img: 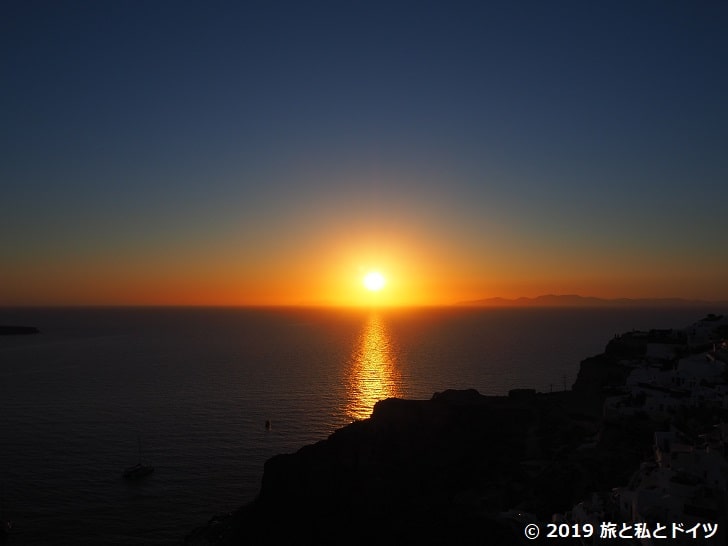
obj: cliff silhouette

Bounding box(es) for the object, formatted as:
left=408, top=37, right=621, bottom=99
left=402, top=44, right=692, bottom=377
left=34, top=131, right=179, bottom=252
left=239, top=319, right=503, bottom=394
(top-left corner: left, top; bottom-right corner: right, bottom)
left=186, top=315, right=728, bottom=545
left=186, top=379, right=644, bottom=544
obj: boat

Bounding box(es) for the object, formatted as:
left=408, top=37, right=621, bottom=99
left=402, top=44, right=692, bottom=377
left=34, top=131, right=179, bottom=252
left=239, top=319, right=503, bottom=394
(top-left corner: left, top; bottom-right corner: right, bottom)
left=123, top=435, right=154, bottom=481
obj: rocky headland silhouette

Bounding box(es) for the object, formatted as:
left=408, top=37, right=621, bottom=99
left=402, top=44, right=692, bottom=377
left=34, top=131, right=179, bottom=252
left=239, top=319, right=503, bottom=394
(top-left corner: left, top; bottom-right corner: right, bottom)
left=185, top=314, right=728, bottom=545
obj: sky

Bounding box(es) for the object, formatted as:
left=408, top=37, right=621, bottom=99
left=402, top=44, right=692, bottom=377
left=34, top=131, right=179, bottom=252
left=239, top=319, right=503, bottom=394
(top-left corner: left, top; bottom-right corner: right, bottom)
left=2, top=1, right=727, bottom=306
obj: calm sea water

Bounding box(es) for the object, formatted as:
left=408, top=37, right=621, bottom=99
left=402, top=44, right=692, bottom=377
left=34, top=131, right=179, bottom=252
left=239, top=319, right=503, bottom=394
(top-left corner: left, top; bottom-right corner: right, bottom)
left=0, top=306, right=719, bottom=545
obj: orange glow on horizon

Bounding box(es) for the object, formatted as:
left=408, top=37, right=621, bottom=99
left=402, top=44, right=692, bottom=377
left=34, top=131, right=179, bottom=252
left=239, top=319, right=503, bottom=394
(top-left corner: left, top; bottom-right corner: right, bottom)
left=3, top=224, right=728, bottom=307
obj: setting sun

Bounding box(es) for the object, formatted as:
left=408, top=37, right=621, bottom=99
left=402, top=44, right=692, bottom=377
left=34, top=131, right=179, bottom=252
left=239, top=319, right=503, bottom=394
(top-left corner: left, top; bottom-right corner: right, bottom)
left=363, top=271, right=386, bottom=292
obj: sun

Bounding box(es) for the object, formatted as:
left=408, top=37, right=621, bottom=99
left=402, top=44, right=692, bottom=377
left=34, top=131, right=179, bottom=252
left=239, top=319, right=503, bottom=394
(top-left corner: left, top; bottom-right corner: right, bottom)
left=363, top=271, right=386, bottom=292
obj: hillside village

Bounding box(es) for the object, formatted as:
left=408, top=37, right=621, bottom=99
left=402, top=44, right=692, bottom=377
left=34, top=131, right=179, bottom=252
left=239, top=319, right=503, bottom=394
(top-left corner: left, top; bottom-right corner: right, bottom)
left=561, top=314, right=728, bottom=545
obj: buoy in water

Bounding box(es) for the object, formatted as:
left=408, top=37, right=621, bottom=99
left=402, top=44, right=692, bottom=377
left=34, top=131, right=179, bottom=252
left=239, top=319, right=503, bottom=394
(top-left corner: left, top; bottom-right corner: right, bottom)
left=265, top=419, right=271, bottom=430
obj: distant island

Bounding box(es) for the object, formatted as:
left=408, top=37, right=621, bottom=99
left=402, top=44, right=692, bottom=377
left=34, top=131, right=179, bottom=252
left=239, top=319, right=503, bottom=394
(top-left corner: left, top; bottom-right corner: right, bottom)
left=458, top=294, right=727, bottom=308
left=0, top=325, right=39, bottom=335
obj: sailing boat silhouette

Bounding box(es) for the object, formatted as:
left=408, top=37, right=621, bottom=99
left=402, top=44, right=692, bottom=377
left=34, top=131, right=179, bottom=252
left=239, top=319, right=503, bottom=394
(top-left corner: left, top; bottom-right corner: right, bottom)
left=123, top=435, right=154, bottom=481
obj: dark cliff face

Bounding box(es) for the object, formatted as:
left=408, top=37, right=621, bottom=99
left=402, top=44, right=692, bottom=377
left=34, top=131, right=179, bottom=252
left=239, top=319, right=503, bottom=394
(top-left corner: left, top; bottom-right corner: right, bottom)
left=260, top=393, right=532, bottom=511
left=226, top=393, right=532, bottom=545
left=191, top=389, right=625, bottom=546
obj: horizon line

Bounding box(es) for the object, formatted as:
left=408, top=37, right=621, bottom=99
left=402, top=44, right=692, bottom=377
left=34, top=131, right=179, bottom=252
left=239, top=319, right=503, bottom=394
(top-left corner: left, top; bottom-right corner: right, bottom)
left=2, top=294, right=728, bottom=310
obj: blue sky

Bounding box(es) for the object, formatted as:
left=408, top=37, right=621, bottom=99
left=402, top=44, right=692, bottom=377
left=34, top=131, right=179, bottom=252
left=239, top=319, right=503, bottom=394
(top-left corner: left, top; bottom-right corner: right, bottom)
left=2, top=1, right=727, bottom=305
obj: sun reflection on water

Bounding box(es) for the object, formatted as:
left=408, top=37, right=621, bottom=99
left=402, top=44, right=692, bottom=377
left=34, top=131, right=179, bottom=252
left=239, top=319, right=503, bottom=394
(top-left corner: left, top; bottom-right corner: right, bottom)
left=346, top=313, right=401, bottom=421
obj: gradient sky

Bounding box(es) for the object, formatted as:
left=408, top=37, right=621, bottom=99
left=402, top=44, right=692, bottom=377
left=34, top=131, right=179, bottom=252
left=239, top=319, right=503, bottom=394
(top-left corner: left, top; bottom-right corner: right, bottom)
left=2, top=1, right=727, bottom=306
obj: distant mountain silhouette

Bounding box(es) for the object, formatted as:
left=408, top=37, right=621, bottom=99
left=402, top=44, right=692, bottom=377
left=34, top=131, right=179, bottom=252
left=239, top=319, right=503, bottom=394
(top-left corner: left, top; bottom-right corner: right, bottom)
left=458, top=294, right=726, bottom=308
left=0, top=325, right=39, bottom=335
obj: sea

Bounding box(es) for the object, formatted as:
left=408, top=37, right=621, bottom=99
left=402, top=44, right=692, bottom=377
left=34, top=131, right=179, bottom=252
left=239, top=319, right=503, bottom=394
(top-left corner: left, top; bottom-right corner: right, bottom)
left=0, top=306, right=721, bottom=545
